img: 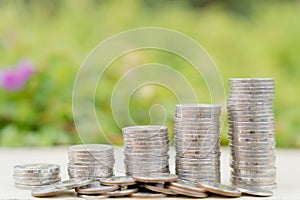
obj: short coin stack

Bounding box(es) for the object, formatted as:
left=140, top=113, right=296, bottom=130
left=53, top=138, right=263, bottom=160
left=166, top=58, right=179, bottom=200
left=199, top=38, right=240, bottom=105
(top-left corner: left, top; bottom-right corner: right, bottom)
left=174, top=104, right=221, bottom=183
left=122, top=125, right=170, bottom=176
left=68, top=144, right=114, bottom=179
left=13, top=163, right=60, bottom=190
left=228, top=78, right=276, bottom=190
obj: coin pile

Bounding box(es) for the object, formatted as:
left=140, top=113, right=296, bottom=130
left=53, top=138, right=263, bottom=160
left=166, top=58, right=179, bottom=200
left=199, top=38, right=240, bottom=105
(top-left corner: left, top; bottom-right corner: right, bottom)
left=174, top=104, right=221, bottom=183
left=228, top=78, right=276, bottom=190
left=13, top=163, right=60, bottom=190
left=122, top=125, right=170, bottom=176
left=68, top=144, right=114, bottom=179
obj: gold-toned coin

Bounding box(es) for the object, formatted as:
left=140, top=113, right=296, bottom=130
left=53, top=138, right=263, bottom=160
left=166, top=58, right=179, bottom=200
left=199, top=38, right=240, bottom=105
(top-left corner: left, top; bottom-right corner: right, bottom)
left=170, top=179, right=206, bottom=193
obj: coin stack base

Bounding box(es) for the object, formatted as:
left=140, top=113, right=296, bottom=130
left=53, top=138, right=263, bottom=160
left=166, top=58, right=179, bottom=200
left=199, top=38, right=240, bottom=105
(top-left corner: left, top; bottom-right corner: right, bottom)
left=228, top=78, right=276, bottom=190
left=174, top=104, right=221, bottom=183
left=13, top=163, right=60, bottom=190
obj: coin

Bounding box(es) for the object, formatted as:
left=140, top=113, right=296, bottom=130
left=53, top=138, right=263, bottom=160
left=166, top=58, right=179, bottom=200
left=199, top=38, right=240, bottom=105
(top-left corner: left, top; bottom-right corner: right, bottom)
left=55, top=178, right=93, bottom=189
left=143, top=183, right=176, bottom=195
left=76, top=182, right=118, bottom=194
left=169, top=179, right=206, bottom=193
left=196, top=182, right=241, bottom=197
left=130, top=192, right=167, bottom=198
left=132, top=174, right=178, bottom=183
left=105, top=188, right=138, bottom=197
left=100, top=176, right=136, bottom=186
left=14, top=163, right=60, bottom=174
left=77, top=194, right=109, bottom=199
left=228, top=78, right=276, bottom=190
left=31, top=185, right=68, bottom=197
left=168, top=185, right=208, bottom=198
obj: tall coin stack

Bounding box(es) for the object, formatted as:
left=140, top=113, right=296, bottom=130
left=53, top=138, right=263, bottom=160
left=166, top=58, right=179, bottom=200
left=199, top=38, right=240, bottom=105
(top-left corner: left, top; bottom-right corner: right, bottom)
left=68, top=144, right=114, bottom=179
left=174, top=104, right=221, bottom=183
left=228, top=78, right=276, bottom=190
left=122, top=125, right=170, bottom=176
left=13, top=163, right=60, bottom=190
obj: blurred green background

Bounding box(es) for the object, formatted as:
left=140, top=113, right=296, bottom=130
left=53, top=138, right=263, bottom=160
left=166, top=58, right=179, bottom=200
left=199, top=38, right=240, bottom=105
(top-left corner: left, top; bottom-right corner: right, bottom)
left=0, top=0, right=299, bottom=147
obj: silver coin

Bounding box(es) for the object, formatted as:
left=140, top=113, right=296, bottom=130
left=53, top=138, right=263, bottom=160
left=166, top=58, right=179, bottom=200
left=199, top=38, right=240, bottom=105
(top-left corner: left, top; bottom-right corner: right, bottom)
left=143, top=183, right=176, bottom=195
left=130, top=192, right=167, bottom=198
left=168, top=185, right=208, bottom=198
left=132, top=173, right=178, bottom=183
left=196, top=182, right=241, bottom=197
left=31, top=185, right=68, bottom=197
left=14, top=163, right=60, bottom=174
left=100, top=176, right=136, bottom=185
left=76, top=182, right=118, bottom=194
left=105, top=188, right=138, bottom=197
left=237, top=185, right=273, bottom=197
left=68, top=144, right=113, bottom=152
left=55, top=178, right=93, bottom=189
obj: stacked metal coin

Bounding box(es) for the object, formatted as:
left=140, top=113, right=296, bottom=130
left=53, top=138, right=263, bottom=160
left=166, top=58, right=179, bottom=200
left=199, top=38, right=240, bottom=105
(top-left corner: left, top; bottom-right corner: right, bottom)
left=174, top=104, right=221, bottom=183
left=13, top=163, right=60, bottom=189
left=122, top=125, right=170, bottom=176
left=228, top=78, right=276, bottom=190
left=68, top=144, right=114, bottom=179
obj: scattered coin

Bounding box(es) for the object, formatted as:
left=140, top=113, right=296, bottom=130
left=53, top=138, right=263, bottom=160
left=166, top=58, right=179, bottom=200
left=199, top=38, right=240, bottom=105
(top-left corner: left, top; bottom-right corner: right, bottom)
left=170, top=179, right=206, bottom=193
left=105, top=188, right=138, bottom=197
left=55, top=178, right=93, bottom=189
left=31, top=185, right=68, bottom=197
left=237, top=185, right=273, bottom=197
left=144, top=183, right=176, bottom=195
left=168, top=185, right=208, bottom=198
left=130, top=192, right=167, bottom=198
left=77, top=194, right=109, bottom=199
left=196, top=182, right=242, bottom=197
left=132, top=173, right=178, bottom=183
left=76, top=182, right=119, bottom=195
left=100, top=176, right=136, bottom=186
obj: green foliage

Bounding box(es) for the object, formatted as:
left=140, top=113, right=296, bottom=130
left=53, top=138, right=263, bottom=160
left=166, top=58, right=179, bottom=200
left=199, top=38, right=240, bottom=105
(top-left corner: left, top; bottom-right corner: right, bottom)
left=0, top=0, right=299, bottom=147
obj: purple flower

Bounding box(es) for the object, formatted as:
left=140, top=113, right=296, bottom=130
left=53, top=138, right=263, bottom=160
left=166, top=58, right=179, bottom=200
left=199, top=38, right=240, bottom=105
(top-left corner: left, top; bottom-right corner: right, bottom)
left=0, top=60, right=35, bottom=92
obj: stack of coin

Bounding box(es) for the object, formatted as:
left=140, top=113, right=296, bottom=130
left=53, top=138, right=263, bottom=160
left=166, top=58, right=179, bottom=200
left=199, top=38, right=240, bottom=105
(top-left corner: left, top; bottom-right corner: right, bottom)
left=68, top=144, right=114, bottom=179
left=13, top=163, right=60, bottom=190
left=122, top=125, right=170, bottom=176
left=228, top=78, right=276, bottom=190
left=174, top=104, right=221, bottom=183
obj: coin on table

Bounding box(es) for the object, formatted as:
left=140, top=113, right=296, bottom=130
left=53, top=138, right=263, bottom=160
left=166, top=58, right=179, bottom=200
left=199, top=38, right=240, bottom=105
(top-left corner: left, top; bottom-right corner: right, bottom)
left=100, top=176, right=136, bottom=186
left=31, top=185, right=68, bottom=197
left=130, top=192, right=167, bottom=198
left=105, top=188, right=138, bottom=197
left=169, top=179, right=206, bottom=193
left=196, top=182, right=242, bottom=197
left=55, top=178, right=93, bottom=189
left=76, top=182, right=118, bottom=194
left=168, top=185, right=208, bottom=198
left=144, top=183, right=176, bottom=195
left=132, top=173, right=178, bottom=183
left=77, top=194, right=109, bottom=199
left=237, top=185, right=273, bottom=197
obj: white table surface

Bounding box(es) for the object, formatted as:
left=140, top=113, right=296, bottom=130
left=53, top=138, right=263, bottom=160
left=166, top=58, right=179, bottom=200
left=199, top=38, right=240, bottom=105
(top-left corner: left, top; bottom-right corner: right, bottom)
left=0, top=146, right=299, bottom=199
